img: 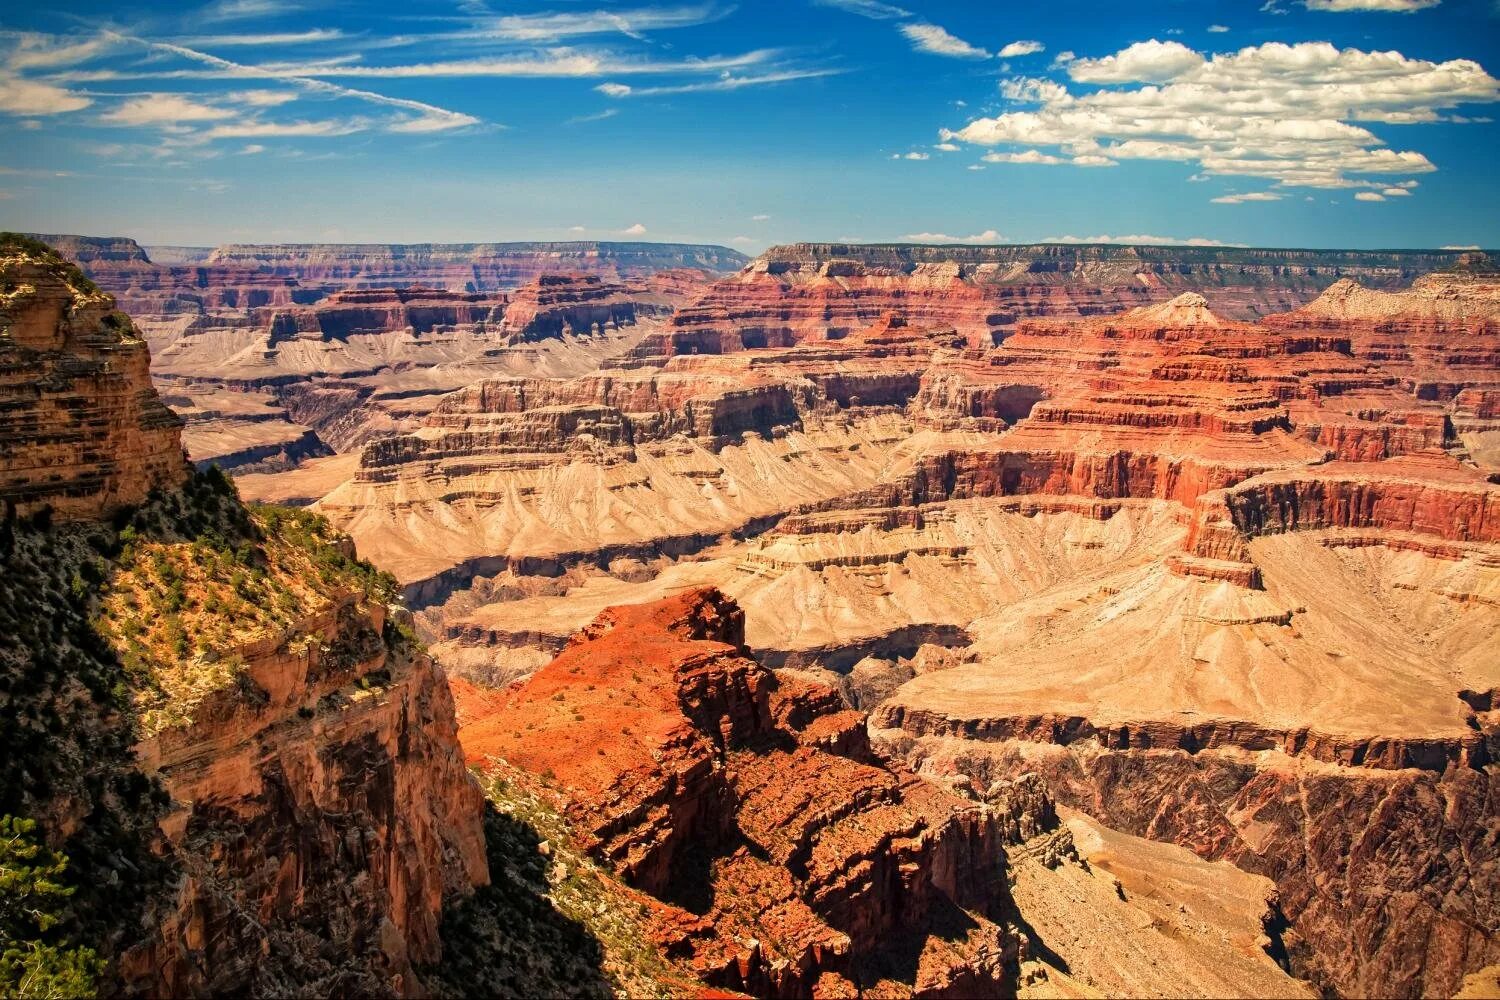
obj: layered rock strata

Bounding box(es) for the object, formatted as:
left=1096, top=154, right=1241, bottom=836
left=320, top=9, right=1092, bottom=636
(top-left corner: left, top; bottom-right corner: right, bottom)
left=0, top=236, right=186, bottom=520
left=0, top=236, right=488, bottom=997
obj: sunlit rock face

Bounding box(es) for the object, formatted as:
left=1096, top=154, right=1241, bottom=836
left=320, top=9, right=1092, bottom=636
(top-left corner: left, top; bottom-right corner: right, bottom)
left=313, top=251, right=1498, bottom=998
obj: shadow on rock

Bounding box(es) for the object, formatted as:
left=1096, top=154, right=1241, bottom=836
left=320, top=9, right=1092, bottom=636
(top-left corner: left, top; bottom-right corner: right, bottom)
left=429, top=802, right=613, bottom=999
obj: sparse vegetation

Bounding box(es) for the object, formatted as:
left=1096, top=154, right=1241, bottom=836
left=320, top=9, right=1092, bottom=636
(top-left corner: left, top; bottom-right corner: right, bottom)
left=0, top=466, right=417, bottom=990
left=88, top=471, right=408, bottom=735
left=429, top=765, right=698, bottom=1000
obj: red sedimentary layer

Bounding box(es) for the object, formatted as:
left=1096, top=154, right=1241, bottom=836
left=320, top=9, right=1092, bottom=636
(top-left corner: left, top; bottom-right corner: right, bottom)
left=458, top=587, right=1018, bottom=997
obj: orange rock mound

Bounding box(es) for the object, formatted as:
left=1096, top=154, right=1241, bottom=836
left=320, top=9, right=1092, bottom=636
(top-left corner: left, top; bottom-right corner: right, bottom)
left=460, top=587, right=1018, bottom=997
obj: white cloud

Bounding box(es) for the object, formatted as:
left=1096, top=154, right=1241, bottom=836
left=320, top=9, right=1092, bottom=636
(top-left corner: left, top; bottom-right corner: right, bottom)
left=5, top=33, right=112, bottom=70
left=568, top=225, right=587, bottom=232
left=983, top=149, right=1063, bottom=164
left=226, top=89, right=298, bottom=106
left=238, top=143, right=265, bottom=154
left=1211, top=191, right=1286, bottom=203
left=1069, top=39, right=1205, bottom=83
left=751, top=214, right=770, bottom=221
left=730, top=235, right=756, bottom=244
left=1071, top=153, right=1117, bottom=166
left=0, top=73, right=90, bottom=114
left=1043, top=233, right=1247, bottom=246
left=83, top=34, right=483, bottom=138
left=903, top=229, right=1003, bottom=243
left=179, top=29, right=345, bottom=47
left=1304, top=0, right=1439, bottom=10
left=485, top=5, right=732, bottom=42
left=812, top=0, right=912, bottom=17
left=999, top=40, right=1045, bottom=58
left=933, top=141, right=959, bottom=151
left=943, top=40, right=1499, bottom=189
left=594, top=68, right=839, bottom=98
left=204, top=118, right=366, bottom=138
left=77, top=46, right=784, bottom=83
left=622, top=222, right=648, bottom=235
left=1381, top=186, right=1412, bottom=195
left=101, top=93, right=237, bottom=125
left=894, top=151, right=930, bottom=160
left=1208, top=24, right=1231, bottom=32
left=900, top=23, right=990, bottom=59
left=1441, top=244, right=1480, bottom=249
left=1354, top=190, right=1386, bottom=200
left=202, top=0, right=301, bottom=22
left=565, top=108, right=618, bottom=124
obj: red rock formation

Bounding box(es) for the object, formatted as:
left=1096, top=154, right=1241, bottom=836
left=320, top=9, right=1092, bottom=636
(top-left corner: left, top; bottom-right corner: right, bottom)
left=123, top=594, right=488, bottom=997
left=458, top=588, right=1018, bottom=997
left=619, top=243, right=1476, bottom=364
left=202, top=241, right=748, bottom=290
left=498, top=272, right=673, bottom=344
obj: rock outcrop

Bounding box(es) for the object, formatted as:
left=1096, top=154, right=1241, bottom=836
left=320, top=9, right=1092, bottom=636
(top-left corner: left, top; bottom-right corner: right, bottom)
left=311, top=264, right=1500, bottom=999
left=0, top=236, right=487, bottom=998
left=37, top=236, right=733, bottom=472
left=620, top=243, right=1476, bottom=362
left=0, top=235, right=187, bottom=521
left=457, top=587, right=1019, bottom=996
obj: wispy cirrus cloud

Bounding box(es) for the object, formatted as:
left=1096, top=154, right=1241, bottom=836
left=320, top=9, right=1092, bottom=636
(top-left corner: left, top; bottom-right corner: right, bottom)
left=1211, top=191, right=1285, bottom=204
left=1303, top=0, right=1439, bottom=11
left=596, top=67, right=841, bottom=97
left=101, top=93, right=238, bottom=125
left=900, top=23, right=990, bottom=59
left=1043, top=232, right=1248, bottom=246
left=479, top=4, right=733, bottom=42
left=811, top=0, right=912, bottom=19
left=176, top=29, right=347, bottom=47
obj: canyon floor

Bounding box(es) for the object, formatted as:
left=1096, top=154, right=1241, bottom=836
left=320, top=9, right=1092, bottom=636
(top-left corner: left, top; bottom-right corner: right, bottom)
left=42, top=236, right=1500, bottom=998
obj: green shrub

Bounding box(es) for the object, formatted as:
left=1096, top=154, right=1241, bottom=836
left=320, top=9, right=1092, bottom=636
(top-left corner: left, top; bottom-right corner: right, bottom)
left=0, top=816, right=101, bottom=999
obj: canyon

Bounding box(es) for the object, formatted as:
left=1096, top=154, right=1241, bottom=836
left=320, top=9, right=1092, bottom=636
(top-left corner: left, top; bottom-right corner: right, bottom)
left=7, top=231, right=1496, bottom=998
left=293, top=243, right=1496, bottom=997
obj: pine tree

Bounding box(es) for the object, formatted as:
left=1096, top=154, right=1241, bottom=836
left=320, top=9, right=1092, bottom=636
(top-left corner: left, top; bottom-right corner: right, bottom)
left=0, top=817, right=101, bottom=999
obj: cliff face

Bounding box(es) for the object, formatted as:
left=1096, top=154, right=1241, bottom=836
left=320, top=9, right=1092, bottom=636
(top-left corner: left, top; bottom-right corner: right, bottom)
left=0, top=236, right=487, bottom=998
left=0, top=236, right=186, bottom=521
left=34, top=237, right=730, bottom=473
left=310, top=263, right=1500, bottom=999
left=201, top=240, right=749, bottom=288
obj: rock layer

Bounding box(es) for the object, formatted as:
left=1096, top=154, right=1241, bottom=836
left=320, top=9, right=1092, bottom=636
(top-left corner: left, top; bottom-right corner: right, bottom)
left=0, top=237, right=186, bottom=520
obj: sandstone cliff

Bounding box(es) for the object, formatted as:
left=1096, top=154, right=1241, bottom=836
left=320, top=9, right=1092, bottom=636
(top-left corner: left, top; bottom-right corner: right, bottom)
left=0, top=235, right=186, bottom=521
left=0, top=236, right=488, bottom=997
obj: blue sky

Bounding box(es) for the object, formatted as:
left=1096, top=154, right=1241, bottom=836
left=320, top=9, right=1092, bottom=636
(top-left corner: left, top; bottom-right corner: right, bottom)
left=1, top=0, right=1497, bottom=250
